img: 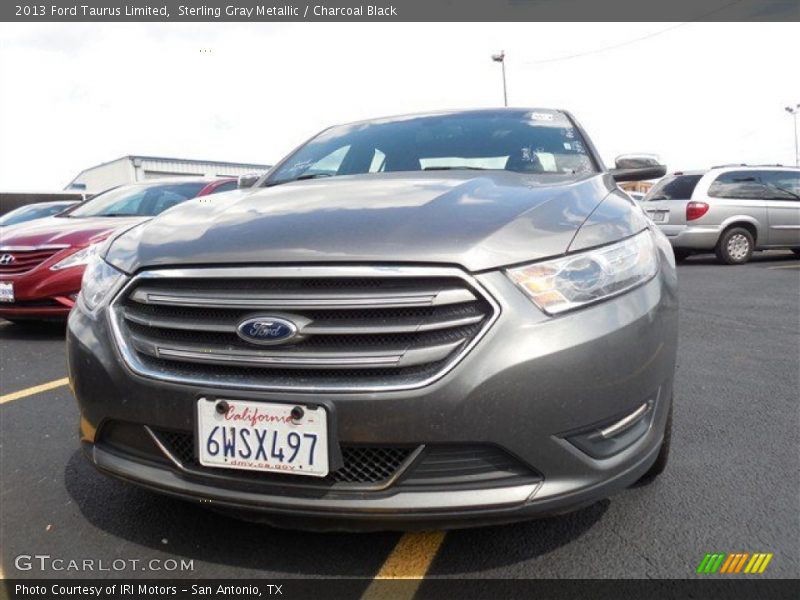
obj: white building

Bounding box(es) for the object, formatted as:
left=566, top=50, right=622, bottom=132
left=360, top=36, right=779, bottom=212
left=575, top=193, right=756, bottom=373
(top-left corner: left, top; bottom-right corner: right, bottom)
left=67, top=155, right=271, bottom=193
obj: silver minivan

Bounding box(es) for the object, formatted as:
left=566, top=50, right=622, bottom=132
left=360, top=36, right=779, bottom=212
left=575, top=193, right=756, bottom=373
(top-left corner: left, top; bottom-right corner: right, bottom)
left=644, top=166, right=800, bottom=264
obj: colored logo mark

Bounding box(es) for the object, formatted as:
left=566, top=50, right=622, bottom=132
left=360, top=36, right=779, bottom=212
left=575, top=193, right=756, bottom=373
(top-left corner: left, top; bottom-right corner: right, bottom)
left=696, top=552, right=773, bottom=574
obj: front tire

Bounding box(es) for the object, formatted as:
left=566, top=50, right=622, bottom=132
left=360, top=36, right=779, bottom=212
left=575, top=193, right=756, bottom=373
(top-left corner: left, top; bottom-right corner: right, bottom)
left=715, top=227, right=754, bottom=265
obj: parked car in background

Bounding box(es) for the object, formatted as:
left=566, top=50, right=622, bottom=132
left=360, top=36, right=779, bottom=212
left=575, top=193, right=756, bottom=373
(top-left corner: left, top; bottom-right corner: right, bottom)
left=0, top=200, right=79, bottom=228
left=0, top=178, right=236, bottom=322
left=68, top=108, right=678, bottom=530
left=643, top=166, right=800, bottom=264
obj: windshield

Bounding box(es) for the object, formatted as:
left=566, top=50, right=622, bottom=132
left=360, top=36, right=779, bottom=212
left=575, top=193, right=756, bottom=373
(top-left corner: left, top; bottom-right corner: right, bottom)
left=267, top=111, right=597, bottom=186
left=644, top=174, right=703, bottom=201
left=66, top=182, right=207, bottom=218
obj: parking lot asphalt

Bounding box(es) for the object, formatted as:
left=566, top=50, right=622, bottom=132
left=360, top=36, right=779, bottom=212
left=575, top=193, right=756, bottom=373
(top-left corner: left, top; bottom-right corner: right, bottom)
left=1, top=251, right=798, bottom=583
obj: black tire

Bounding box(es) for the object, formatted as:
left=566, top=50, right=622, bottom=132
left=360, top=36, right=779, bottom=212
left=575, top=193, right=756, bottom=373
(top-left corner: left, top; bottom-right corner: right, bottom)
left=715, top=227, right=754, bottom=265
left=673, top=248, right=691, bottom=262
left=638, top=401, right=672, bottom=483
left=792, top=248, right=800, bottom=258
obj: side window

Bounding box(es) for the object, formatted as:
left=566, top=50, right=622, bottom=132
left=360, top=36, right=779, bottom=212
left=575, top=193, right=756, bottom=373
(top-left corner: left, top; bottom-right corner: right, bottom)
left=707, top=172, right=769, bottom=200
left=761, top=171, right=800, bottom=201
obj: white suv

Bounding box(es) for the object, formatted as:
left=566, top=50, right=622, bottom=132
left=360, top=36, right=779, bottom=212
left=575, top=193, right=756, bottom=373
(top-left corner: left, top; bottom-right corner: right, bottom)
left=643, top=165, right=800, bottom=264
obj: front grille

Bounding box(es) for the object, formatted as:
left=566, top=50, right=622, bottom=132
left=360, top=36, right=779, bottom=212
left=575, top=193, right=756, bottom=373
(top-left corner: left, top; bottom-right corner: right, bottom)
left=111, top=267, right=498, bottom=391
left=155, top=429, right=415, bottom=488
left=0, top=247, right=65, bottom=275
left=0, top=298, right=63, bottom=308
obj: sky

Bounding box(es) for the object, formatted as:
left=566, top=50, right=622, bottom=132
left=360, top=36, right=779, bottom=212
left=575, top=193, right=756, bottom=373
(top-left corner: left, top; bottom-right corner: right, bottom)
left=0, top=22, right=798, bottom=191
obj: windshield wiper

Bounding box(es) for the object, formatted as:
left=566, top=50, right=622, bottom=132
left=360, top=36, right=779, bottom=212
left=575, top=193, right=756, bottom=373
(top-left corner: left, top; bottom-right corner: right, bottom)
left=265, top=173, right=333, bottom=187
left=99, top=213, right=141, bottom=217
left=423, top=166, right=490, bottom=171
left=295, top=172, right=333, bottom=180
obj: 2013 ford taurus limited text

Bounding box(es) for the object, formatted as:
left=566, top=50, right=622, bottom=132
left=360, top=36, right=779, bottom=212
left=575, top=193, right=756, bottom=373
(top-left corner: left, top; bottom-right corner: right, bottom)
left=67, top=109, right=678, bottom=530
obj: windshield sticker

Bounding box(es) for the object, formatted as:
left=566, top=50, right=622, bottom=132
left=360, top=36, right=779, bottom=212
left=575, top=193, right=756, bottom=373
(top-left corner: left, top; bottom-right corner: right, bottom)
left=529, top=112, right=554, bottom=122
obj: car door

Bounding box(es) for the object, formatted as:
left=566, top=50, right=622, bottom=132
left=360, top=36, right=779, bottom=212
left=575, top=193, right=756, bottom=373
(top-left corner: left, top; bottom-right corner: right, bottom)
left=761, top=170, right=800, bottom=247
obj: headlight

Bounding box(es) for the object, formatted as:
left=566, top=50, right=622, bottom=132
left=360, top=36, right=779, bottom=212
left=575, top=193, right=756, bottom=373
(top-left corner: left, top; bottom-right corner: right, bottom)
left=506, top=230, right=658, bottom=315
left=79, top=254, right=125, bottom=313
left=50, top=243, right=101, bottom=271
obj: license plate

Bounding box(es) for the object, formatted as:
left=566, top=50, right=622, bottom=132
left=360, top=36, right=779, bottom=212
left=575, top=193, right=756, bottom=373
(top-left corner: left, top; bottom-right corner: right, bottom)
left=197, top=398, right=329, bottom=477
left=648, top=211, right=667, bottom=223
left=0, top=282, right=13, bottom=303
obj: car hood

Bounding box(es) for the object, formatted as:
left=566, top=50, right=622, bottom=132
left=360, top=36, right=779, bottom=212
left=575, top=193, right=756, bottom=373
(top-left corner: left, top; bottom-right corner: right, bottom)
left=0, top=215, right=148, bottom=249
left=106, top=171, right=615, bottom=273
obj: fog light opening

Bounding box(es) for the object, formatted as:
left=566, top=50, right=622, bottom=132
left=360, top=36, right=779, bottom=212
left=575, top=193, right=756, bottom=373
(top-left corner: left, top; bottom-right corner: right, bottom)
left=567, top=401, right=655, bottom=459
left=599, top=402, right=651, bottom=439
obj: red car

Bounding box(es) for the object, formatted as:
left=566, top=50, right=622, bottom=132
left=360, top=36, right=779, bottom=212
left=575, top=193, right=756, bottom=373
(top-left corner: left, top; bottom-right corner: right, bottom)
left=0, top=178, right=237, bottom=322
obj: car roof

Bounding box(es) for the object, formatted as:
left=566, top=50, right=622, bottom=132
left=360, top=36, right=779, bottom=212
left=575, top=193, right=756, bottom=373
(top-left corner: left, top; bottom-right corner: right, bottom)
left=668, top=165, right=799, bottom=178
left=667, top=170, right=706, bottom=177
left=334, top=107, right=569, bottom=128
left=710, top=165, right=799, bottom=173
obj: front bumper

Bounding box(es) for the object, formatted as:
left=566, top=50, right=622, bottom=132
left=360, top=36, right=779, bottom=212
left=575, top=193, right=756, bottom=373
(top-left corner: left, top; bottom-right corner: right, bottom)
left=0, top=265, right=83, bottom=319
left=67, top=258, right=678, bottom=530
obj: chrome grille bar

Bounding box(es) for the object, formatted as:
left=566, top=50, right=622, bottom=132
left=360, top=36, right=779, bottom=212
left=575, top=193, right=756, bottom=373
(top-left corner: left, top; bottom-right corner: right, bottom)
left=131, top=338, right=465, bottom=369
left=129, top=286, right=476, bottom=310
left=121, top=307, right=485, bottom=335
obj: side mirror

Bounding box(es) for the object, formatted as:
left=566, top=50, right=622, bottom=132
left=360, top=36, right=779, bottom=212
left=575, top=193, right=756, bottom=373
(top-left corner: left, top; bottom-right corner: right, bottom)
left=237, top=173, right=261, bottom=189
left=610, top=154, right=667, bottom=182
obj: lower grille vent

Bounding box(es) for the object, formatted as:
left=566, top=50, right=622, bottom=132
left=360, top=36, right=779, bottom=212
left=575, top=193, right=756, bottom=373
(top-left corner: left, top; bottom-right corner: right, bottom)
left=156, top=429, right=415, bottom=487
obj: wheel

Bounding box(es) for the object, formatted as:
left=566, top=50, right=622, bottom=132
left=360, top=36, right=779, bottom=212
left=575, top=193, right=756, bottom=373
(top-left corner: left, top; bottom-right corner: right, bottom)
left=715, top=227, right=754, bottom=265
left=673, top=248, right=691, bottom=262
left=792, top=248, right=800, bottom=258
left=638, top=402, right=672, bottom=483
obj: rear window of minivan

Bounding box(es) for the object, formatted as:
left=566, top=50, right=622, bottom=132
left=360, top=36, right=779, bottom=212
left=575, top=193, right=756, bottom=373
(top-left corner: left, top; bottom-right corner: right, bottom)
left=644, top=174, right=703, bottom=201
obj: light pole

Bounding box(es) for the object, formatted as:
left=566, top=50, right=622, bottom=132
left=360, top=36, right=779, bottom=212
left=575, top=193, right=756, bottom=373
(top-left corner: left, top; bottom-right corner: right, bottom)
left=786, top=104, right=800, bottom=167
left=491, top=51, right=508, bottom=107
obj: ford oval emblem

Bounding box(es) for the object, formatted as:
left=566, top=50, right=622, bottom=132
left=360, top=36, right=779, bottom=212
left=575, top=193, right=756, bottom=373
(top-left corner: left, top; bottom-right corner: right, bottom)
left=236, top=316, right=298, bottom=346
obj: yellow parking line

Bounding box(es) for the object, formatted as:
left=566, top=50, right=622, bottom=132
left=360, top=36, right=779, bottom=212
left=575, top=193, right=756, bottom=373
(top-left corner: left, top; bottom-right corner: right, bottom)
left=361, top=532, right=446, bottom=600
left=0, top=377, right=69, bottom=405
left=767, top=264, right=800, bottom=270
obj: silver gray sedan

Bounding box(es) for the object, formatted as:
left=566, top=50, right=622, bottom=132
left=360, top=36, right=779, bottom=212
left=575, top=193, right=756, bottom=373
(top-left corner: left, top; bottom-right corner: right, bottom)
left=67, top=108, right=678, bottom=530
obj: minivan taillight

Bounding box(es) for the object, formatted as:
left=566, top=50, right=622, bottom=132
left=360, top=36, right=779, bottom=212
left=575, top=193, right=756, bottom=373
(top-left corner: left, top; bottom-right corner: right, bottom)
left=686, top=202, right=709, bottom=221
